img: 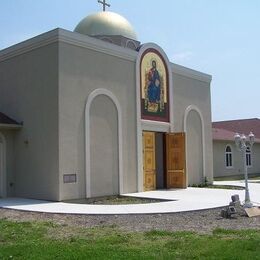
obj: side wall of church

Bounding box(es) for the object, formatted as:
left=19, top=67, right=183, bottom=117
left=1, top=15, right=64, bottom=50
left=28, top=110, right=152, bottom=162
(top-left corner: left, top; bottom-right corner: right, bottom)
left=58, top=41, right=137, bottom=200
left=172, top=71, right=213, bottom=183
left=0, top=43, right=60, bottom=200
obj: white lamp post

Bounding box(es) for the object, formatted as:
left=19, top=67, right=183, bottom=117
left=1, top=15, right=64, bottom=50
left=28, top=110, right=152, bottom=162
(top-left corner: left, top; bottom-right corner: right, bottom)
left=234, top=132, right=255, bottom=208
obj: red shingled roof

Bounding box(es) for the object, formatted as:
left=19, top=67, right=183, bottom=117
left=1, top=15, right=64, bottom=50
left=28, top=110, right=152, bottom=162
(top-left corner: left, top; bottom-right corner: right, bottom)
left=212, top=128, right=237, bottom=141
left=213, top=118, right=260, bottom=139
left=0, top=112, right=19, bottom=125
left=212, top=118, right=260, bottom=143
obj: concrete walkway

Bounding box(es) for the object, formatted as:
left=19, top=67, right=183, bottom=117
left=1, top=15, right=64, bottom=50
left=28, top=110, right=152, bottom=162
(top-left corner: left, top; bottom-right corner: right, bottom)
left=0, top=181, right=259, bottom=215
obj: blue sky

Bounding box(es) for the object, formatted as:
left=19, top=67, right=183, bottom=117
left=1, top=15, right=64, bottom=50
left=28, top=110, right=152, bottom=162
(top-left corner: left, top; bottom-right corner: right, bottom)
left=1, top=0, right=259, bottom=121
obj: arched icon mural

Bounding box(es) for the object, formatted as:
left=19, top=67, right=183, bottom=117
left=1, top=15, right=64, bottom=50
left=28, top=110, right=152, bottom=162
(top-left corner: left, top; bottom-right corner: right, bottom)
left=140, top=49, right=169, bottom=122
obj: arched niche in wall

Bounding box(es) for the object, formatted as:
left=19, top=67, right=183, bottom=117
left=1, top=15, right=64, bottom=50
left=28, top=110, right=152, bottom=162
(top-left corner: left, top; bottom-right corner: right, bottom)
left=85, top=89, right=123, bottom=198
left=184, top=105, right=205, bottom=185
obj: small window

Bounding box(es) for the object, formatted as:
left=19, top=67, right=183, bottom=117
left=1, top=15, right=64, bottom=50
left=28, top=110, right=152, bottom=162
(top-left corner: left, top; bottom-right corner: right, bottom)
left=246, top=146, right=252, bottom=167
left=225, top=146, right=232, bottom=168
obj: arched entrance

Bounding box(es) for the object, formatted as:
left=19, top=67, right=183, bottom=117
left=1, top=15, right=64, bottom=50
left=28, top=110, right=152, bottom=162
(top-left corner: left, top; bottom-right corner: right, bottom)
left=184, top=106, right=205, bottom=186
left=85, top=89, right=123, bottom=198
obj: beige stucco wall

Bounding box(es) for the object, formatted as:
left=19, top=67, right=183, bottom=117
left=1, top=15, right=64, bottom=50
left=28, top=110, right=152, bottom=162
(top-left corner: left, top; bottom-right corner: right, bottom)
left=90, top=95, right=119, bottom=197
left=0, top=28, right=214, bottom=201
left=0, top=43, right=59, bottom=200
left=58, top=41, right=137, bottom=200
left=251, top=144, right=260, bottom=174
left=172, top=72, right=213, bottom=183
left=185, top=110, right=203, bottom=185
left=213, top=140, right=260, bottom=177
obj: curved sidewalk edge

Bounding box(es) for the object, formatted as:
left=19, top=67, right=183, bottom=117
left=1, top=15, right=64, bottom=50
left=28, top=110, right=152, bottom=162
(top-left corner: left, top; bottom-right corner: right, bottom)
left=0, top=183, right=259, bottom=215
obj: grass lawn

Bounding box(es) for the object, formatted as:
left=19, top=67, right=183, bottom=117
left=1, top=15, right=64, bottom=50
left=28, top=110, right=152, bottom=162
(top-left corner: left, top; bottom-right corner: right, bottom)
left=0, top=219, right=260, bottom=259
left=190, top=184, right=244, bottom=190
left=206, top=184, right=244, bottom=190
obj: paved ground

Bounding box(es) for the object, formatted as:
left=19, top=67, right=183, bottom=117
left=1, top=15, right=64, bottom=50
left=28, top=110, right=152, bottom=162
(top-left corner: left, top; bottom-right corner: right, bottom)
left=0, top=181, right=259, bottom=215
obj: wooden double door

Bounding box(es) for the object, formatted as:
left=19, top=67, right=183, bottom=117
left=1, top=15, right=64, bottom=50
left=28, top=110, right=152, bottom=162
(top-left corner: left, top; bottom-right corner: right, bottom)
left=143, top=131, right=186, bottom=191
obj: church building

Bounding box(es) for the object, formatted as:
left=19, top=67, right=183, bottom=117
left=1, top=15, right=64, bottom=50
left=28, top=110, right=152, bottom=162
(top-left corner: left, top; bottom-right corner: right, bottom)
left=0, top=5, right=213, bottom=201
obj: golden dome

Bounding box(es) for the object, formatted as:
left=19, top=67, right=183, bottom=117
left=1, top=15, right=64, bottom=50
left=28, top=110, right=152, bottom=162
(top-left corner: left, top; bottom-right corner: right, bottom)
left=74, top=11, right=137, bottom=40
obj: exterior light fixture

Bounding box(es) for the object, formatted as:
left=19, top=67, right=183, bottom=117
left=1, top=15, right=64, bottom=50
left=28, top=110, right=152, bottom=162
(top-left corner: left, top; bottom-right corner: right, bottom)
left=234, top=132, right=255, bottom=208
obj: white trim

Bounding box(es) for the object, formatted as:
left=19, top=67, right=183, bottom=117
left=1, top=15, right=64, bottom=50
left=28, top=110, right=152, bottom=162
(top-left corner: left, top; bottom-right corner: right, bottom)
left=225, top=166, right=234, bottom=169
left=0, top=28, right=212, bottom=85
left=141, top=120, right=170, bottom=133
left=0, top=28, right=137, bottom=63
left=0, top=132, right=7, bottom=197
left=126, top=39, right=138, bottom=49
left=136, top=43, right=174, bottom=192
left=184, top=105, right=206, bottom=185
left=85, top=88, right=123, bottom=198
left=225, top=144, right=233, bottom=169
left=0, top=123, right=22, bottom=129
left=246, top=146, right=252, bottom=168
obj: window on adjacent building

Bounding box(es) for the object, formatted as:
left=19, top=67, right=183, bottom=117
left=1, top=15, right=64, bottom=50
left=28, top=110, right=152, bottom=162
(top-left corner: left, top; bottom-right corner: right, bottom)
left=225, top=145, right=232, bottom=168
left=246, top=146, right=252, bottom=167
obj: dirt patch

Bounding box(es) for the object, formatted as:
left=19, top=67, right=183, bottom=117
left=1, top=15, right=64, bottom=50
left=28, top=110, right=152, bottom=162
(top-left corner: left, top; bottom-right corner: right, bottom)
left=0, top=207, right=259, bottom=234
left=63, top=196, right=170, bottom=205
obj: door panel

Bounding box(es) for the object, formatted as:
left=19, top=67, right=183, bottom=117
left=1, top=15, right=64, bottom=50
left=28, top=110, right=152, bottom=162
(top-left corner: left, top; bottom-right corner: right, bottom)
left=143, top=132, right=156, bottom=191
left=166, top=133, right=186, bottom=188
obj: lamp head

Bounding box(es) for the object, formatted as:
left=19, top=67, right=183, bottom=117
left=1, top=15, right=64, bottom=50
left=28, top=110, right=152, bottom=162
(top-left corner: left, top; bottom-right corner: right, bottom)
left=241, top=134, right=246, bottom=142
left=234, top=133, right=241, bottom=148
left=248, top=132, right=255, bottom=146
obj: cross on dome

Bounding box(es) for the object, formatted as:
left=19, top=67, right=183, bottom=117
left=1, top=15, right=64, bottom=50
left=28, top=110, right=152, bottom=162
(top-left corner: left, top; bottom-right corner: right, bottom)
left=98, top=0, right=110, bottom=11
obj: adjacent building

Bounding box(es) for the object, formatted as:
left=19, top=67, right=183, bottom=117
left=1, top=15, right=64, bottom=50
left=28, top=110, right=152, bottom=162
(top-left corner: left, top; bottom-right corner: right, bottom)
left=213, top=118, right=260, bottom=178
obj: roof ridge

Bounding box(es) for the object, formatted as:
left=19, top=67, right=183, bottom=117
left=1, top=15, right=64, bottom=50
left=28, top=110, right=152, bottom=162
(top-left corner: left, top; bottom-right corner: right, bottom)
left=213, top=118, right=259, bottom=123
left=212, top=127, right=237, bottom=133
left=0, top=112, right=20, bottom=125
